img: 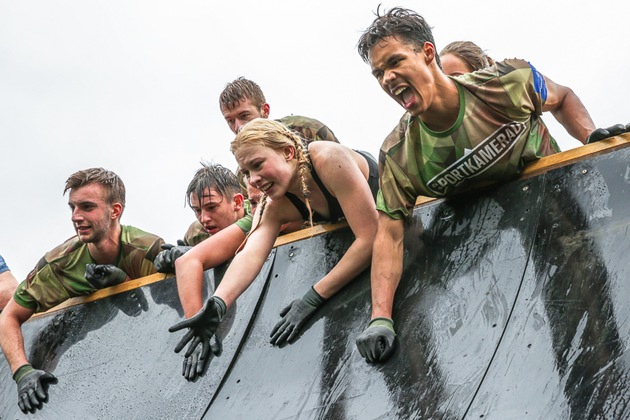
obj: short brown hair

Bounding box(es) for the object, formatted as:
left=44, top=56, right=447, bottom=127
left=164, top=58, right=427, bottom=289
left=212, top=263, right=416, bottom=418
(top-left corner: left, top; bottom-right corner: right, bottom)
left=64, top=167, right=126, bottom=210
left=219, top=77, right=266, bottom=111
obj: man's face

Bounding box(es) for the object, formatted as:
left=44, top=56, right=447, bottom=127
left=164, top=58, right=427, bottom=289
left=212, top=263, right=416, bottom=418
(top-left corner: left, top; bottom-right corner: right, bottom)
left=69, top=183, right=119, bottom=243
left=369, top=36, right=437, bottom=116
left=189, top=187, right=243, bottom=235
left=246, top=182, right=264, bottom=213
left=221, top=98, right=270, bottom=134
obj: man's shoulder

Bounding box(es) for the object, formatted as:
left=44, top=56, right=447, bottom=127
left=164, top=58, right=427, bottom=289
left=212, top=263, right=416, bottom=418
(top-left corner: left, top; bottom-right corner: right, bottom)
left=454, top=58, right=532, bottom=89
left=277, top=115, right=323, bottom=127
left=120, top=225, right=163, bottom=249
left=43, top=235, right=86, bottom=265
left=495, top=58, right=531, bottom=73
left=276, top=115, right=339, bottom=143
left=184, top=220, right=210, bottom=246
left=23, top=236, right=89, bottom=293
left=381, top=113, right=417, bottom=156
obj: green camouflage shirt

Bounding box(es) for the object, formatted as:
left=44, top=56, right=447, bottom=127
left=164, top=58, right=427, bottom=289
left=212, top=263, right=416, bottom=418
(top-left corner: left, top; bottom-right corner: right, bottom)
left=183, top=200, right=253, bottom=246
left=276, top=115, right=340, bottom=144
left=14, top=225, right=164, bottom=312
left=378, top=59, right=560, bottom=220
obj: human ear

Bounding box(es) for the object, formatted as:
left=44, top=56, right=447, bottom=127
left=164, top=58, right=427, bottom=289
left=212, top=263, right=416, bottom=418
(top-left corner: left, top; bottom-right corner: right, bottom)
left=233, top=193, right=245, bottom=210
left=282, top=145, right=295, bottom=160
left=423, top=41, right=436, bottom=64
left=110, top=203, right=123, bottom=219
left=261, top=103, right=270, bottom=118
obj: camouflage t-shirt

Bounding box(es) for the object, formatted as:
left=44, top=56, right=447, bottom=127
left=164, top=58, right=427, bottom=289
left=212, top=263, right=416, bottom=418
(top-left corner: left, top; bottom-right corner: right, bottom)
left=276, top=115, right=340, bottom=145
left=14, top=225, right=164, bottom=312
left=378, top=59, right=561, bottom=220
left=183, top=200, right=253, bottom=246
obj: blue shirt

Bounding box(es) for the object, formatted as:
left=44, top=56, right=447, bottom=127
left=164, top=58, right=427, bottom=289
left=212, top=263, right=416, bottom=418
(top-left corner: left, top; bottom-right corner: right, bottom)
left=0, top=254, right=9, bottom=274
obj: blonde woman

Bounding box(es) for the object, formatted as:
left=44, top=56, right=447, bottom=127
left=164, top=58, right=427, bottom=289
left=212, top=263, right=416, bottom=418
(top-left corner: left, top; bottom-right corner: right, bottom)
left=170, top=118, right=378, bottom=373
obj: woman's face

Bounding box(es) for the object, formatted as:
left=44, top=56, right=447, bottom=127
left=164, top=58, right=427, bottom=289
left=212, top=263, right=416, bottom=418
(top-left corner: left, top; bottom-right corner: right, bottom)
left=236, top=144, right=296, bottom=200
left=440, top=53, right=472, bottom=76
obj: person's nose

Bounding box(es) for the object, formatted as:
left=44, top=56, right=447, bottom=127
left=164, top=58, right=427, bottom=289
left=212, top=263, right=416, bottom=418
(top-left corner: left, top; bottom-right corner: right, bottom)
left=234, top=119, right=246, bottom=134
left=71, top=208, right=83, bottom=223
left=382, top=69, right=396, bottom=90
left=200, top=209, right=212, bottom=224
left=248, top=171, right=262, bottom=187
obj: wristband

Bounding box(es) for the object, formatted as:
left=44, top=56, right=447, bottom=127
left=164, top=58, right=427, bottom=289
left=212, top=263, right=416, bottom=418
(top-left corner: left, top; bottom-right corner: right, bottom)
left=13, top=364, right=34, bottom=383
left=368, top=317, right=395, bottom=332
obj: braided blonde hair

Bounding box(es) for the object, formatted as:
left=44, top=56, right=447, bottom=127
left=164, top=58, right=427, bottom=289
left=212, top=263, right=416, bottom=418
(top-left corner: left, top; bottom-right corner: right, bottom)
left=231, top=118, right=314, bottom=251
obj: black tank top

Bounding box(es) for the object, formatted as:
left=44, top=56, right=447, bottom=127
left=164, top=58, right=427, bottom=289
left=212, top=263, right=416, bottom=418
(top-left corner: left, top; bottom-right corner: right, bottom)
left=284, top=163, right=344, bottom=223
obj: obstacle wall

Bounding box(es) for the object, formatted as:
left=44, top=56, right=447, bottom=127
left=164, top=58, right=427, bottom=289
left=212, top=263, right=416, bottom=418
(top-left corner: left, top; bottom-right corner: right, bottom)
left=1, top=137, right=630, bottom=419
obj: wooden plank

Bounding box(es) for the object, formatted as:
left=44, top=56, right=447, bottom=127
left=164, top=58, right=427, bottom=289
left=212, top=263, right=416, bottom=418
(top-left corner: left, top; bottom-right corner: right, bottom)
left=273, top=221, right=349, bottom=247
left=32, top=273, right=169, bottom=318
left=520, top=133, right=630, bottom=178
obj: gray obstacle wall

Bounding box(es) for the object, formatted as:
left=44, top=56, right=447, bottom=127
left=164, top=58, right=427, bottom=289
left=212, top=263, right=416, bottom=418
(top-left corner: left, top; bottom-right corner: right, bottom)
left=1, top=145, right=630, bottom=419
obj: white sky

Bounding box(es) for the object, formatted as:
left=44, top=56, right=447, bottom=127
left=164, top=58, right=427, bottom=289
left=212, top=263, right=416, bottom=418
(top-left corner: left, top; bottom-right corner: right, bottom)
left=1, top=0, right=629, bottom=277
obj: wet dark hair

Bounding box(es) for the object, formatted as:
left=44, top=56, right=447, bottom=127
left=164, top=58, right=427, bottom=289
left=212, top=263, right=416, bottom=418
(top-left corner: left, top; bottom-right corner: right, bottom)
left=186, top=161, right=241, bottom=208
left=357, top=6, right=440, bottom=67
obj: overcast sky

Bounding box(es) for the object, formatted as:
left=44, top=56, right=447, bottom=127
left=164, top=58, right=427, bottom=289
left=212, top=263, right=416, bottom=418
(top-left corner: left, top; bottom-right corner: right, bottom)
left=1, top=0, right=628, bottom=277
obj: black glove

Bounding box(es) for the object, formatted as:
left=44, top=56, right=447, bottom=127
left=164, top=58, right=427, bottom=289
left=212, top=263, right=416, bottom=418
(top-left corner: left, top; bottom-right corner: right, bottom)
left=182, top=335, right=222, bottom=381
left=356, top=317, right=396, bottom=363
left=85, top=264, right=127, bottom=289
left=153, top=241, right=192, bottom=273
left=270, top=287, right=324, bottom=346
left=169, top=296, right=227, bottom=379
left=586, top=123, right=629, bottom=144
left=13, top=364, right=58, bottom=414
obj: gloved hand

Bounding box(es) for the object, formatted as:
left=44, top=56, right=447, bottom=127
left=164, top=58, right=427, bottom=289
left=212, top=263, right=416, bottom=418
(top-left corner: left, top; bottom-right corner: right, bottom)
left=269, top=286, right=324, bottom=346
left=182, top=335, right=222, bottom=381
left=356, top=317, right=396, bottom=363
left=13, top=364, right=58, bottom=414
left=85, top=264, right=127, bottom=289
left=153, top=240, right=192, bottom=273
left=586, top=123, right=630, bottom=144
left=169, top=295, right=227, bottom=379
